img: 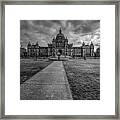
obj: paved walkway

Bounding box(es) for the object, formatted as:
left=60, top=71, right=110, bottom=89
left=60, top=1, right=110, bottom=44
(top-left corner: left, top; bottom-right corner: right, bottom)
left=20, top=61, right=73, bottom=100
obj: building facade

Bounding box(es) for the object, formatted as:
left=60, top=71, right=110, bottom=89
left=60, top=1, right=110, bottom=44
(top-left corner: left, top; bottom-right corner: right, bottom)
left=21, top=28, right=98, bottom=58
left=48, top=28, right=73, bottom=57
left=95, top=47, right=100, bottom=57
left=20, top=46, right=27, bottom=58
left=27, top=42, right=48, bottom=57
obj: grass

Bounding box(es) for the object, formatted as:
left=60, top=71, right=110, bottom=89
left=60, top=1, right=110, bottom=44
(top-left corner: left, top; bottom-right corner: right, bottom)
left=20, top=59, right=53, bottom=84
left=63, top=59, right=100, bottom=100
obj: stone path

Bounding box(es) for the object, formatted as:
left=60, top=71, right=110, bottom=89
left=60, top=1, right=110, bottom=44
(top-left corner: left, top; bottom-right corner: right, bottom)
left=20, top=61, right=73, bottom=100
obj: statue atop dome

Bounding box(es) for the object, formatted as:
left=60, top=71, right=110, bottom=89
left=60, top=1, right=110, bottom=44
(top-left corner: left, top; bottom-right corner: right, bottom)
left=59, top=27, right=62, bottom=34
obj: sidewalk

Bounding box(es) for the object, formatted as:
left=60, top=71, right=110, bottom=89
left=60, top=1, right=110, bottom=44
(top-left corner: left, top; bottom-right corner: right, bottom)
left=20, top=61, right=73, bottom=100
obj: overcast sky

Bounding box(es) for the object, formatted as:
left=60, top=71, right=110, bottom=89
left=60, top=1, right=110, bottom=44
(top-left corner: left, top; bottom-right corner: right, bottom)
left=20, top=20, right=100, bottom=49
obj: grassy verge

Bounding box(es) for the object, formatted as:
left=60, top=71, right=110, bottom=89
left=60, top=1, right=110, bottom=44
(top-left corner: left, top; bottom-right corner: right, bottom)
left=63, top=59, right=100, bottom=100
left=20, top=59, right=53, bottom=84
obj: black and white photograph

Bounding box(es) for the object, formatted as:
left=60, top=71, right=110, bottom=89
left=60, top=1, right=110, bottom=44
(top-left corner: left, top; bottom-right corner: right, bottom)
left=20, top=20, right=100, bottom=100
left=3, top=2, right=117, bottom=117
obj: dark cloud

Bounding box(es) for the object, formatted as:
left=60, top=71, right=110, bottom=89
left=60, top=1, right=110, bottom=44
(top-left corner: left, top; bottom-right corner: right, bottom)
left=72, top=20, right=100, bottom=34
left=20, top=20, right=100, bottom=48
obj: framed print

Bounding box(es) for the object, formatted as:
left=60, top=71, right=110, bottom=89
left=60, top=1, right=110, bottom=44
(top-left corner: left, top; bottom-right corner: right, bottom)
left=0, top=0, right=119, bottom=119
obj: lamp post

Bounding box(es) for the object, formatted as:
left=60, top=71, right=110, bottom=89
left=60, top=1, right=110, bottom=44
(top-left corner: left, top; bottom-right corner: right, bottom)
left=35, top=48, right=37, bottom=61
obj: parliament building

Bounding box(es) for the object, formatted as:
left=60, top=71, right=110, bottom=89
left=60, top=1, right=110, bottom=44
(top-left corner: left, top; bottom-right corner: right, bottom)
left=21, top=28, right=97, bottom=58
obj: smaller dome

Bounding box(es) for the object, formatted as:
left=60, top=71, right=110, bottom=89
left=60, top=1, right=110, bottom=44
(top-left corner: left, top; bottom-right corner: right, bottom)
left=82, top=42, right=85, bottom=46
left=36, top=41, right=39, bottom=45
left=28, top=41, right=31, bottom=46
left=90, top=41, right=94, bottom=46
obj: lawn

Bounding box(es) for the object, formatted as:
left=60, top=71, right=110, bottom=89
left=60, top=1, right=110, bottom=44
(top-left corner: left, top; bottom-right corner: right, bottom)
left=63, top=59, right=100, bottom=100
left=20, top=59, right=53, bottom=84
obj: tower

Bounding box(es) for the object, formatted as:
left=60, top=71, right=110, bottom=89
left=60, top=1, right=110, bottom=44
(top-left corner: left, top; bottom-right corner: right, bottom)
left=82, top=42, right=86, bottom=57
left=27, top=41, right=31, bottom=57
left=90, top=41, right=94, bottom=56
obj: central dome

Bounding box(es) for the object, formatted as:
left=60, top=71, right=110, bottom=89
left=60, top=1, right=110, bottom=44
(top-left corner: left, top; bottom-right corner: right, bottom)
left=56, top=28, right=65, bottom=40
